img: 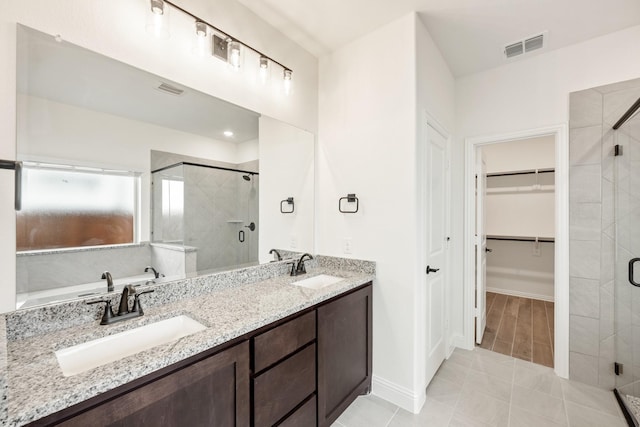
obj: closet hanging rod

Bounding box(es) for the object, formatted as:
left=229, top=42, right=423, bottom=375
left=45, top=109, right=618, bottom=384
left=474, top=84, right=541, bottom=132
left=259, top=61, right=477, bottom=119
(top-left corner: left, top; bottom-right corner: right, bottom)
left=486, top=168, right=555, bottom=178
left=613, top=97, right=640, bottom=130
left=486, top=235, right=554, bottom=243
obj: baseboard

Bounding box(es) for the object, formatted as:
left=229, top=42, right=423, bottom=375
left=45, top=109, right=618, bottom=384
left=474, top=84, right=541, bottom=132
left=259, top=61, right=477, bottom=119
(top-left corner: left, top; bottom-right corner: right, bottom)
left=450, top=333, right=469, bottom=351
left=371, top=375, right=425, bottom=414
left=486, top=287, right=554, bottom=302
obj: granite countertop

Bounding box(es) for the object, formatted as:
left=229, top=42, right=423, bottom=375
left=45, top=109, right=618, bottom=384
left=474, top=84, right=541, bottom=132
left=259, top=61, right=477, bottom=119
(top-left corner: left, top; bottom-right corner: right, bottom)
left=0, top=257, right=375, bottom=426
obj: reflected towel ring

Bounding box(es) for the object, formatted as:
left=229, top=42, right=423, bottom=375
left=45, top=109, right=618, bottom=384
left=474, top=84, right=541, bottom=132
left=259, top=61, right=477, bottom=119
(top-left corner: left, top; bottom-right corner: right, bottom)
left=280, top=197, right=294, bottom=214
left=339, top=193, right=359, bottom=213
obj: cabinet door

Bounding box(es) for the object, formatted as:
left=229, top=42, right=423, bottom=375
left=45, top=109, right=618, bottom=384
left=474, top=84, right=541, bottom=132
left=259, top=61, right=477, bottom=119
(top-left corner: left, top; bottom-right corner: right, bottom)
left=57, top=341, right=250, bottom=427
left=317, top=284, right=372, bottom=427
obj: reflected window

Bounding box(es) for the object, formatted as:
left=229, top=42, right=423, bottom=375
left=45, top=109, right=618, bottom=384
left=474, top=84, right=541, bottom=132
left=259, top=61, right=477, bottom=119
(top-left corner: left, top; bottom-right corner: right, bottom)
left=16, top=163, right=139, bottom=251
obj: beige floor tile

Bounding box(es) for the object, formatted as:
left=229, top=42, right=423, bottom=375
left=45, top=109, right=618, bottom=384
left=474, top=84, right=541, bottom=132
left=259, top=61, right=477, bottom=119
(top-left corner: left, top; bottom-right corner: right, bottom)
left=463, top=370, right=512, bottom=402
left=513, top=360, right=563, bottom=398
left=511, top=385, right=567, bottom=425
left=336, top=395, right=398, bottom=427
left=471, top=351, right=515, bottom=382
left=509, top=406, right=567, bottom=426
left=448, top=413, right=494, bottom=427
left=436, top=359, right=472, bottom=385
left=454, top=386, right=510, bottom=426
left=387, top=398, right=454, bottom=427
left=565, top=401, right=627, bottom=427
left=560, top=379, right=622, bottom=417
left=426, top=376, right=463, bottom=407
left=449, top=348, right=476, bottom=368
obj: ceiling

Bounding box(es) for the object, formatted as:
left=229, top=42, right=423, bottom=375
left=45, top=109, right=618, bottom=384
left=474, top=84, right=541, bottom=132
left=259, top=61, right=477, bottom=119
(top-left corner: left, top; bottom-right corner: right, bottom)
left=17, top=26, right=259, bottom=143
left=237, top=0, right=640, bottom=76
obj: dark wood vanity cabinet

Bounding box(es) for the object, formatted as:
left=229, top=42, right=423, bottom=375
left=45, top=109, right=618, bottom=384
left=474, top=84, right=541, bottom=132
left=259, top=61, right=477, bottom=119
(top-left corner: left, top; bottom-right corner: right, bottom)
left=30, top=282, right=372, bottom=427
left=317, top=284, right=373, bottom=427
left=252, top=311, right=317, bottom=427
left=52, top=341, right=250, bottom=427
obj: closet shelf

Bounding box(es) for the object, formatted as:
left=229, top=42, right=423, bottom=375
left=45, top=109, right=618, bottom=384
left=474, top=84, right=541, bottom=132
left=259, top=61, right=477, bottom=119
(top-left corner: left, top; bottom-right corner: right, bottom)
left=486, top=235, right=555, bottom=243
left=486, top=184, right=554, bottom=194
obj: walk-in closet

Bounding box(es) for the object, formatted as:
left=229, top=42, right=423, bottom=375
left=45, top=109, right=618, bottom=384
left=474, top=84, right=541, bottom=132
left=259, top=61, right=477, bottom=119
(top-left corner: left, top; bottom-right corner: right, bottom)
left=477, top=136, right=556, bottom=367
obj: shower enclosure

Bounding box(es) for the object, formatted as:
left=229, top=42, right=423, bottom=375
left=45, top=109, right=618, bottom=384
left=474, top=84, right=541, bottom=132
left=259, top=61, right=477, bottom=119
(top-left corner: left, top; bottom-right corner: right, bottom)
left=151, top=162, right=259, bottom=273
left=614, top=96, right=640, bottom=425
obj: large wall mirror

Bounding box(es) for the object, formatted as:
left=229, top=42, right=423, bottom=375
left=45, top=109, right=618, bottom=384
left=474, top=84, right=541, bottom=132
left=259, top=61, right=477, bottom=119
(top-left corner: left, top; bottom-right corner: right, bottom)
left=15, top=25, right=314, bottom=309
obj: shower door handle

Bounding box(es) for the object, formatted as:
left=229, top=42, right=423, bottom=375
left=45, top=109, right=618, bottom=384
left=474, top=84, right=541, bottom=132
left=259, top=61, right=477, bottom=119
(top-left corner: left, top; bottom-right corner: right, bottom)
left=629, top=258, right=640, bottom=287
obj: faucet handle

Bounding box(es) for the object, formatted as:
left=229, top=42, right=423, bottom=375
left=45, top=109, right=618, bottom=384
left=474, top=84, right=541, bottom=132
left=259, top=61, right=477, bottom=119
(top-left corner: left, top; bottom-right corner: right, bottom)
left=131, top=289, right=154, bottom=315
left=286, top=261, right=297, bottom=276
left=87, top=299, right=115, bottom=325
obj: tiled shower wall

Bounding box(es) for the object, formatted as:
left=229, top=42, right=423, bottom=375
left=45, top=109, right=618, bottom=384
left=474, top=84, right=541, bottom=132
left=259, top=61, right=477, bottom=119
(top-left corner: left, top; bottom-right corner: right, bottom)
left=568, top=78, right=640, bottom=388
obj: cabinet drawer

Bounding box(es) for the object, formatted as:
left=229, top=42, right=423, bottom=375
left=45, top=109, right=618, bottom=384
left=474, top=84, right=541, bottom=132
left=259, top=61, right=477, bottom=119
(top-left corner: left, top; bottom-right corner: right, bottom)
left=254, top=310, right=315, bottom=372
left=278, top=395, right=317, bottom=427
left=253, top=344, right=316, bottom=427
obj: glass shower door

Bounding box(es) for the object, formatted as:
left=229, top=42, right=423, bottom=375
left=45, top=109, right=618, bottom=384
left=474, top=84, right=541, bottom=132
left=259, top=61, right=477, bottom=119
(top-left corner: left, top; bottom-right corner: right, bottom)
left=615, top=109, right=640, bottom=421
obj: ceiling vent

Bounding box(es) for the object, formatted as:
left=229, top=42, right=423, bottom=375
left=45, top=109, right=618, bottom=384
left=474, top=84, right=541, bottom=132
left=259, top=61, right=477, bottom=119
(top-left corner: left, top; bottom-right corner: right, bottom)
left=504, top=41, right=523, bottom=58
left=156, top=82, right=184, bottom=96
left=504, top=32, right=546, bottom=59
left=524, top=34, right=544, bottom=52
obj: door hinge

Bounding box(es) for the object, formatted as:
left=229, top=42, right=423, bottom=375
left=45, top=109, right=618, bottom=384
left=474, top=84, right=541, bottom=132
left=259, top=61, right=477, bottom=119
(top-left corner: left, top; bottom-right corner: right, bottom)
left=474, top=307, right=480, bottom=317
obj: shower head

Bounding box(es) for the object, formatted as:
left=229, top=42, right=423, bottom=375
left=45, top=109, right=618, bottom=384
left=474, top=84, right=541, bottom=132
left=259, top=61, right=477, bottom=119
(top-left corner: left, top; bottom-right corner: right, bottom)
left=242, top=174, right=251, bottom=181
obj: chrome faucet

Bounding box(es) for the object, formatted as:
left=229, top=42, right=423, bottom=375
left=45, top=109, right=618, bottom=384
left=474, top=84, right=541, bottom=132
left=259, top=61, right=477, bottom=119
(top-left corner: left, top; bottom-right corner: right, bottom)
left=144, top=266, right=161, bottom=279
left=101, top=271, right=114, bottom=292
left=269, top=249, right=282, bottom=261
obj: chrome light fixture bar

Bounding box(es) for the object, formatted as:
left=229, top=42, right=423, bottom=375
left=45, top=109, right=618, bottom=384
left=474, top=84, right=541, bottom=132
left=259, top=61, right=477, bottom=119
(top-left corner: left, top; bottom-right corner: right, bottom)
left=150, top=0, right=293, bottom=88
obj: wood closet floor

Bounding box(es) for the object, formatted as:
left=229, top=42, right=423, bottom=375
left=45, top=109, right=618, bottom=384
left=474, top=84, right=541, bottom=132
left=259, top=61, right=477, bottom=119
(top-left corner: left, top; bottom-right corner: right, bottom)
left=478, top=292, right=554, bottom=368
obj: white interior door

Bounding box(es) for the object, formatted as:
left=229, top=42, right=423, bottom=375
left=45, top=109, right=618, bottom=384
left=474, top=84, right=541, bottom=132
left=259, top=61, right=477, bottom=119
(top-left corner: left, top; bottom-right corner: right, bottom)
left=424, top=123, right=448, bottom=383
left=475, top=150, right=487, bottom=344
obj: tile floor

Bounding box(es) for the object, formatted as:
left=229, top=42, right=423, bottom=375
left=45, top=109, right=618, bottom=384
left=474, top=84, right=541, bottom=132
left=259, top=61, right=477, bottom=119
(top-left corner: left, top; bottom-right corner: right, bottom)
left=332, top=347, right=627, bottom=427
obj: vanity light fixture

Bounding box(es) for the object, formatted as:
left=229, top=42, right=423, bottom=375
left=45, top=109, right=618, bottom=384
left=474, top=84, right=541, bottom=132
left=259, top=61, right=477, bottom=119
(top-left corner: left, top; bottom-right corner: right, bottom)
left=228, top=40, right=242, bottom=70
left=146, top=0, right=293, bottom=93
left=193, top=21, right=209, bottom=57
left=146, top=0, right=170, bottom=39
left=283, top=69, right=292, bottom=96
left=259, top=56, right=269, bottom=84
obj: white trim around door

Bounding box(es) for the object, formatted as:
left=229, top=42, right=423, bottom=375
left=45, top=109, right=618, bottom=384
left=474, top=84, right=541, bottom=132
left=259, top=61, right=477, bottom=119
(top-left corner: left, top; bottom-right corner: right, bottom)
left=463, top=124, right=569, bottom=379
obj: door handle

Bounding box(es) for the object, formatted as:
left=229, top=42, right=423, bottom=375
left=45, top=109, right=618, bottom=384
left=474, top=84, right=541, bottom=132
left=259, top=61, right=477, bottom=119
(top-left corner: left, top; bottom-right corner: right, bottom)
left=486, top=248, right=493, bottom=253
left=238, top=230, right=245, bottom=243
left=426, top=266, right=440, bottom=275
left=629, top=258, right=640, bottom=287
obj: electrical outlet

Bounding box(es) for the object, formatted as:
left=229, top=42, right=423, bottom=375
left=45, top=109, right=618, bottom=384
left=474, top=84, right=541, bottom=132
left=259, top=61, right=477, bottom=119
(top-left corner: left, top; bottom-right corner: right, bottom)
left=290, top=236, right=297, bottom=249
left=344, top=238, right=352, bottom=254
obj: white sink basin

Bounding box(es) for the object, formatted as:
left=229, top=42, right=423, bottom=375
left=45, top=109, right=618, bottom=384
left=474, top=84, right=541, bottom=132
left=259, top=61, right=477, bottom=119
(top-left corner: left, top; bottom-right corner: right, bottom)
left=291, top=274, right=344, bottom=290
left=55, top=315, right=206, bottom=377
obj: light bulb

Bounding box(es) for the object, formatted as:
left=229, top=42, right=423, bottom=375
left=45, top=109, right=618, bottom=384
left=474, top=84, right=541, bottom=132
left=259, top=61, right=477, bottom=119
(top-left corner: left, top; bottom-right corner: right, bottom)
left=193, top=21, right=209, bottom=57
left=228, top=40, right=242, bottom=70
left=283, top=69, right=293, bottom=95
left=146, top=0, right=170, bottom=39
left=259, top=56, right=269, bottom=85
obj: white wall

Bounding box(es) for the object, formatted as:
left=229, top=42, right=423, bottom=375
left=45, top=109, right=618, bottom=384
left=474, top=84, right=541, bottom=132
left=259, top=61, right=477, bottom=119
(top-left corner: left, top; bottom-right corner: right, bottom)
left=317, top=12, right=455, bottom=412
left=451, top=24, right=640, bottom=341
left=0, top=0, right=318, bottom=313
left=258, top=116, right=314, bottom=262
left=482, top=136, right=555, bottom=173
